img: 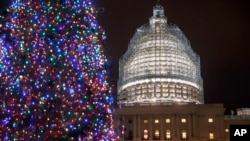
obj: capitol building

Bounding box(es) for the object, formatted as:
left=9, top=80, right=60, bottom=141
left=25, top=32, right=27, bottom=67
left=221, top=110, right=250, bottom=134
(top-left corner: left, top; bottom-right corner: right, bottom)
left=115, top=2, right=250, bottom=141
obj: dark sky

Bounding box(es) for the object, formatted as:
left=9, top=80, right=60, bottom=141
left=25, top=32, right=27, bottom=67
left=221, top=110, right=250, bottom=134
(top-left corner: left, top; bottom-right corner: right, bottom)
left=1, top=0, right=250, bottom=113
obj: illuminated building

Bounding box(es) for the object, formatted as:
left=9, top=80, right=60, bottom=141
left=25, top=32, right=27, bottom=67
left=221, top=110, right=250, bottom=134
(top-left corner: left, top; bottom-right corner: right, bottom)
left=116, top=2, right=223, bottom=141
left=118, top=2, right=203, bottom=104
left=224, top=108, right=250, bottom=141
left=115, top=2, right=249, bottom=141
left=236, top=108, right=250, bottom=116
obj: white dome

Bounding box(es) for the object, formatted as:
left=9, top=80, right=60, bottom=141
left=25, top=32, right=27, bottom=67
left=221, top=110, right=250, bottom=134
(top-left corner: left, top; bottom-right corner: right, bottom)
left=118, top=3, right=203, bottom=104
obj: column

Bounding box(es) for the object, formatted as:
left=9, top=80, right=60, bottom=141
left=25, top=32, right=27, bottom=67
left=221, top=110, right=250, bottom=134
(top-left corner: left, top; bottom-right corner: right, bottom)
left=138, top=115, right=141, bottom=140
left=149, top=116, right=153, bottom=140
left=176, top=114, right=180, bottom=139
left=188, top=114, right=192, bottom=139
left=171, top=115, right=175, bottom=139
left=122, top=115, right=125, bottom=141
left=160, top=115, right=164, bottom=140
left=133, top=115, right=137, bottom=140
left=192, top=114, right=197, bottom=138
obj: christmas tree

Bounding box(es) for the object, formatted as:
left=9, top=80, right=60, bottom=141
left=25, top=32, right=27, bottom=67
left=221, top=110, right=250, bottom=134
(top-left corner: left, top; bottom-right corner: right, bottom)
left=0, top=0, right=116, bottom=140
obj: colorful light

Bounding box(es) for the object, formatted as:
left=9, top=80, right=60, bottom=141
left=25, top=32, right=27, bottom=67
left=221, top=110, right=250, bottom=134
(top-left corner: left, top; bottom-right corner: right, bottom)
left=0, top=0, right=116, bottom=140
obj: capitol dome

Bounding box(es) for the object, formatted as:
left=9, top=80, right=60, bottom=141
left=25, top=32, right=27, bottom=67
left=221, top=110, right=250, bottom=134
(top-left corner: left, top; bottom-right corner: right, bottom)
left=118, top=3, right=203, bottom=104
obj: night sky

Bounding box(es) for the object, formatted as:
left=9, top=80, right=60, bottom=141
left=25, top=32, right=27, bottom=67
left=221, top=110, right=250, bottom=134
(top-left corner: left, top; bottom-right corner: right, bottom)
left=1, top=0, right=250, bottom=114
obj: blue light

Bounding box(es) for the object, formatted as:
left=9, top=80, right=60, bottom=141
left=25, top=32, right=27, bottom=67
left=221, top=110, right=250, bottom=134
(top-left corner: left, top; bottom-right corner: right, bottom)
left=69, top=88, right=75, bottom=95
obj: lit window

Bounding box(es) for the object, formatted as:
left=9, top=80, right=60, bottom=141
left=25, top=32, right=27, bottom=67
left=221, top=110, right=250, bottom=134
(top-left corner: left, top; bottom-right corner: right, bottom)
left=181, top=130, right=187, bottom=140
left=155, top=83, right=161, bottom=92
left=166, top=130, right=171, bottom=140
left=166, top=118, right=170, bottom=123
left=209, top=132, right=214, bottom=140
left=144, top=119, right=148, bottom=124
left=208, top=118, right=213, bottom=123
left=181, top=118, right=186, bottom=123
left=155, top=119, right=159, bottom=123
left=154, top=130, right=160, bottom=139
left=225, top=129, right=229, bottom=132
left=144, top=129, right=149, bottom=140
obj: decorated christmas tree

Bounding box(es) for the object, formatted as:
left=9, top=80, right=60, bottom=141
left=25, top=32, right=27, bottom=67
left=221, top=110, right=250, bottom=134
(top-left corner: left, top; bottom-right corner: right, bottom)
left=0, top=0, right=116, bottom=140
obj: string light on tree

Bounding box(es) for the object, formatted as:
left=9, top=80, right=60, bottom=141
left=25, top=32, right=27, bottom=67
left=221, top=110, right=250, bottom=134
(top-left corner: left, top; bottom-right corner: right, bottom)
left=0, top=0, right=116, bottom=140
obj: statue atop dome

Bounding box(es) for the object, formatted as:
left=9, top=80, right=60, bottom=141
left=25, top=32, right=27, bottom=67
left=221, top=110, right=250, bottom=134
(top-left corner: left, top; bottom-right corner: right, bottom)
left=150, top=1, right=167, bottom=27
left=153, top=0, right=165, bottom=18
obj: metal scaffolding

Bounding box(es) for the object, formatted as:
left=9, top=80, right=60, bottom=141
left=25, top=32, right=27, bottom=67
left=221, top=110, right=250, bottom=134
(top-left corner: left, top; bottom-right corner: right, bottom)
left=118, top=3, right=203, bottom=104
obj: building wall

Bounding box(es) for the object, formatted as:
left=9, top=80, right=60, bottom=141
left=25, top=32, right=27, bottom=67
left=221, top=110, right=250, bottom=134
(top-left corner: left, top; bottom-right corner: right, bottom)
left=224, top=115, right=250, bottom=141
left=115, top=103, right=225, bottom=141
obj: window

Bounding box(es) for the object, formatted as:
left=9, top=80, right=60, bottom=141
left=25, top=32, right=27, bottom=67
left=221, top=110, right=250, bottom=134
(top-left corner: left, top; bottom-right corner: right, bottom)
left=166, top=118, right=170, bottom=123
left=208, top=118, right=213, bottom=123
left=128, top=130, right=133, bottom=140
left=154, top=130, right=160, bottom=139
left=144, top=119, right=148, bottom=124
left=155, top=119, right=159, bottom=124
left=181, top=118, right=186, bottom=123
left=209, top=132, right=214, bottom=140
left=143, top=129, right=149, bottom=140
left=166, top=130, right=171, bottom=140
left=128, top=119, right=133, bottom=124
left=155, top=84, right=161, bottom=93
left=181, top=130, right=187, bottom=140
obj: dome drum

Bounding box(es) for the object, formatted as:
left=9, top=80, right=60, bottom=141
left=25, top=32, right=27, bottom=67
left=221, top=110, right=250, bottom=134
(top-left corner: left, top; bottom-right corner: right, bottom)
left=118, top=79, right=202, bottom=104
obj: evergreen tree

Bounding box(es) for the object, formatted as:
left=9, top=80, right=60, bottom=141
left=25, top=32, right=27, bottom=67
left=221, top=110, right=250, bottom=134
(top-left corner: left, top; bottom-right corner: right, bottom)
left=0, top=0, right=116, bottom=140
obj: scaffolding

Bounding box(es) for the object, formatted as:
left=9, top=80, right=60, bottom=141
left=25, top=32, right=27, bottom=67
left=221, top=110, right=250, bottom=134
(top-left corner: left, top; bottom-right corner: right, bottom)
left=118, top=3, right=203, bottom=104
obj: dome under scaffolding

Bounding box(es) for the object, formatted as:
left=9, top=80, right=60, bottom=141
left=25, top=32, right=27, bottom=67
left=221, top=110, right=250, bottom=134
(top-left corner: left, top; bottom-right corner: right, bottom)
left=118, top=3, right=203, bottom=104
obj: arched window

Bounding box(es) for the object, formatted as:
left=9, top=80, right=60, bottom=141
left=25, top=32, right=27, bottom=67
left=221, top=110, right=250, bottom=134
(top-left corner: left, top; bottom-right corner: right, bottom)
left=166, top=129, right=171, bottom=140
left=181, top=130, right=187, bottom=140
left=155, top=83, right=161, bottom=97
left=143, top=129, right=149, bottom=140
left=209, top=132, right=214, bottom=140
left=154, top=130, right=160, bottom=139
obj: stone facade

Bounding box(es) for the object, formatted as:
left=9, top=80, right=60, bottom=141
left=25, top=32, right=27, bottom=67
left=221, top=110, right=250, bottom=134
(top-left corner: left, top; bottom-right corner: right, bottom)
left=115, top=103, right=225, bottom=141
